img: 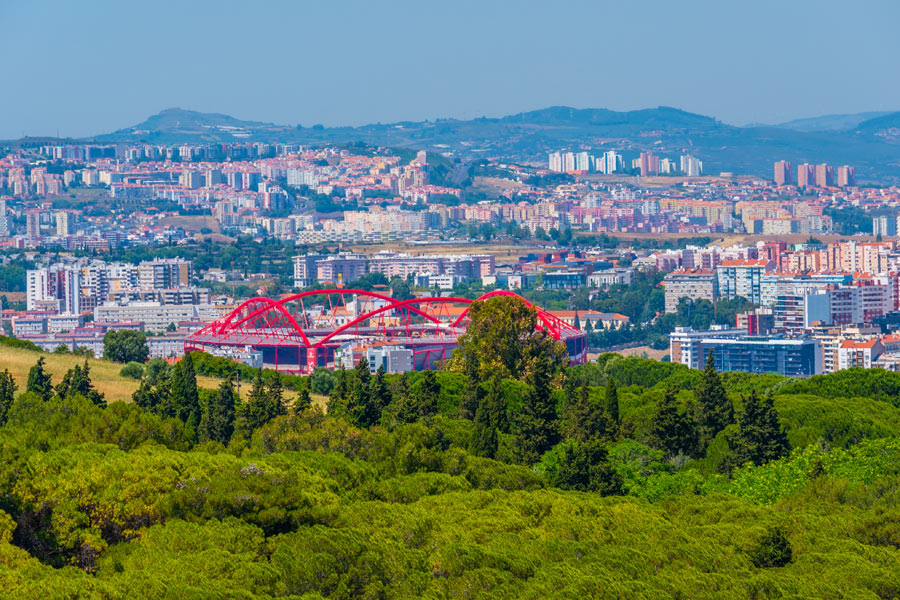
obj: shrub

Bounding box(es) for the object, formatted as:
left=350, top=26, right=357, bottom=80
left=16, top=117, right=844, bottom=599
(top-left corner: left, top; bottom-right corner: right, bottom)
left=119, top=362, right=145, bottom=380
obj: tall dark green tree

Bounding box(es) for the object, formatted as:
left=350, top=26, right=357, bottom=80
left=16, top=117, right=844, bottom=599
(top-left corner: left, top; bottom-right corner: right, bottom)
left=396, top=370, right=441, bottom=424
left=200, top=377, right=237, bottom=445
left=267, top=373, right=287, bottom=417
left=346, top=358, right=373, bottom=426
left=26, top=356, right=53, bottom=401
left=650, top=388, right=697, bottom=459
left=327, top=368, right=350, bottom=414
left=367, top=365, right=392, bottom=425
left=0, top=369, right=16, bottom=425
left=604, top=378, right=620, bottom=430
left=414, top=370, right=440, bottom=419
left=171, top=352, right=201, bottom=428
left=515, top=354, right=559, bottom=464
left=132, top=378, right=161, bottom=412
left=459, top=362, right=484, bottom=420
left=56, top=360, right=105, bottom=406
left=562, top=384, right=612, bottom=443
left=236, top=370, right=285, bottom=438
left=294, top=378, right=312, bottom=414
left=723, top=391, right=790, bottom=471
left=548, top=439, right=623, bottom=495
left=470, top=375, right=506, bottom=458
left=695, top=351, right=733, bottom=448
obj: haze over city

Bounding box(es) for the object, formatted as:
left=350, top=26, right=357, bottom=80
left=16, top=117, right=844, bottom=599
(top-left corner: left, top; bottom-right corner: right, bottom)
left=2, top=0, right=899, bottom=139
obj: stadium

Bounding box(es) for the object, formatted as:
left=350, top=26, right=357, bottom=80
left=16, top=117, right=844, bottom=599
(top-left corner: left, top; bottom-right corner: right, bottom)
left=184, top=289, right=587, bottom=374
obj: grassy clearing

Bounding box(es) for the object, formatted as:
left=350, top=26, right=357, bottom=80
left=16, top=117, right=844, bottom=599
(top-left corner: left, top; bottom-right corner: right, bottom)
left=0, top=345, right=320, bottom=407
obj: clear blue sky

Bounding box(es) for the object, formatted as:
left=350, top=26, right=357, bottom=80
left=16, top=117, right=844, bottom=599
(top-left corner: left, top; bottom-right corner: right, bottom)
left=1, top=0, right=898, bottom=139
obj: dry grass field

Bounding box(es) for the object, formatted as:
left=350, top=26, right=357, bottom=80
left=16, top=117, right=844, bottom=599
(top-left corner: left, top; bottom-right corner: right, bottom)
left=0, top=347, right=142, bottom=402
left=0, top=345, right=324, bottom=408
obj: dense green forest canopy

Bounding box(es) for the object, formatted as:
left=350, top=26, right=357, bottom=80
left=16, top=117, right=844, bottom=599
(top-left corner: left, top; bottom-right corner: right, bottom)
left=1, top=299, right=900, bottom=597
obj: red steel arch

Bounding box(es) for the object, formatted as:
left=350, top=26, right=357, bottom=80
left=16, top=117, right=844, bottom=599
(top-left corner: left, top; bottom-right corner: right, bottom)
left=185, top=289, right=586, bottom=373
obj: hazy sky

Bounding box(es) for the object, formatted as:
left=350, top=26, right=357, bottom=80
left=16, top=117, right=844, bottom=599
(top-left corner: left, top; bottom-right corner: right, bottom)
left=1, top=0, right=898, bottom=139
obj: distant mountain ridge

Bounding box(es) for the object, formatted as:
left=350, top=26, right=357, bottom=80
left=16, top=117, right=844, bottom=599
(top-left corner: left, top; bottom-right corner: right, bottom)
left=42, top=105, right=900, bottom=184
left=770, top=111, right=893, bottom=132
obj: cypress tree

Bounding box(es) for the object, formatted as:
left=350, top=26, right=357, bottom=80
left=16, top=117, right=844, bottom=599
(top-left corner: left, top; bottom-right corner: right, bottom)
left=172, top=352, right=201, bottom=425
left=346, top=358, right=372, bottom=426
left=515, top=354, right=559, bottom=464
left=605, top=378, right=620, bottom=428
left=470, top=375, right=506, bottom=458
left=27, top=356, right=53, bottom=401
left=650, top=388, right=697, bottom=459
left=459, top=362, right=484, bottom=420
left=0, top=369, right=16, bottom=426
left=695, top=351, right=733, bottom=447
left=724, top=391, right=790, bottom=471
left=201, top=377, right=237, bottom=445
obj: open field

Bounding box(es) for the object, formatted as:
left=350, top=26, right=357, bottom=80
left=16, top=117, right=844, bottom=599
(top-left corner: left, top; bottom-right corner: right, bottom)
left=0, top=345, right=321, bottom=408
left=0, top=347, right=142, bottom=402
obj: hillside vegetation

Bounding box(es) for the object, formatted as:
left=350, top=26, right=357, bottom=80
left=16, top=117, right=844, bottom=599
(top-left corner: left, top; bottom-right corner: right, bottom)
left=2, top=298, right=900, bottom=598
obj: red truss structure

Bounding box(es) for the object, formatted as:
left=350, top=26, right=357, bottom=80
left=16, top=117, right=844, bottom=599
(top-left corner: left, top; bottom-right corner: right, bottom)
left=185, top=289, right=586, bottom=373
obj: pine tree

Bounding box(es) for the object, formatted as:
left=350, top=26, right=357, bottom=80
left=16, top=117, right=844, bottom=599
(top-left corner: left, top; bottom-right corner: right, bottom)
left=267, top=373, right=287, bottom=417
left=562, top=383, right=612, bottom=443
left=0, top=369, right=16, bottom=426
left=294, top=379, right=312, bottom=414
left=724, top=391, right=790, bottom=471
left=55, top=360, right=104, bottom=406
left=695, top=351, right=733, bottom=448
left=55, top=364, right=76, bottom=400
left=201, top=377, right=237, bottom=445
left=132, top=378, right=160, bottom=412
left=328, top=368, right=349, bottom=415
left=550, top=439, right=623, bottom=495
left=346, top=358, right=372, bottom=426
left=366, top=364, right=392, bottom=426
left=470, top=375, right=506, bottom=458
left=26, top=356, right=53, bottom=401
left=415, top=370, right=440, bottom=419
left=515, top=354, right=559, bottom=464
left=237, top=370, right=289, bottom=438
left=650, top=388, right=697, bottom=459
